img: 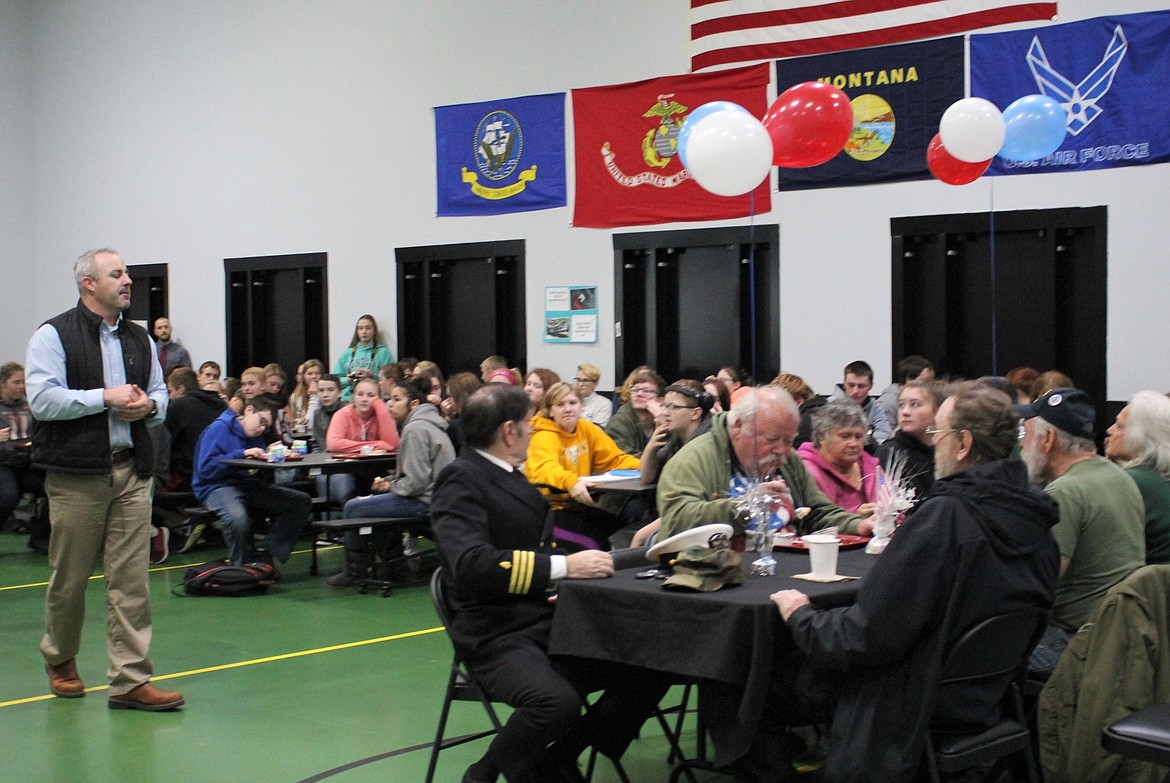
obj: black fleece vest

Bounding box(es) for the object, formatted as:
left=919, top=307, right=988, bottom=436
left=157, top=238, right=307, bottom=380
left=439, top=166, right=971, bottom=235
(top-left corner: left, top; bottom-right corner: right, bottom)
left=32, top=302, right=155, bottom=477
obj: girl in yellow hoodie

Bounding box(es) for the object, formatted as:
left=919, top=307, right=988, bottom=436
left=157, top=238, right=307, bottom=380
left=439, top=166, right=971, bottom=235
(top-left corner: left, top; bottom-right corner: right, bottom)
left=525, top=382, right=640, bottom=549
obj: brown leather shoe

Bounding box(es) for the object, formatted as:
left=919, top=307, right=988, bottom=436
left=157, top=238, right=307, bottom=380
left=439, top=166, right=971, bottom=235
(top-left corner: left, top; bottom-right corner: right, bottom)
left=108, top=682, right=185, bottom=712
left=46, top=659, right=85, bottom=698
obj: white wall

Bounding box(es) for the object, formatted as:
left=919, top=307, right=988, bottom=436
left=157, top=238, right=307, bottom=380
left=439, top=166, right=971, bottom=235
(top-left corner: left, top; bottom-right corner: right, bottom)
left=7, top=0, right=1168, bottom=400
left=0, top=0, right=34, bottom=330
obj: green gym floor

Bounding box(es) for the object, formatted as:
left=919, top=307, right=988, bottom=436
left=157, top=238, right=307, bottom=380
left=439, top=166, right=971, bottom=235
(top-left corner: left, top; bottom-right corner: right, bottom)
left=0, top=528, right=707, bottom=783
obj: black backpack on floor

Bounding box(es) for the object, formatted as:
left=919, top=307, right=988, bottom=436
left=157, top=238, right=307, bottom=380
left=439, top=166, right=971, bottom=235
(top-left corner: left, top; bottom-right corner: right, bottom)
left=177, top=561, right=276, bottom=597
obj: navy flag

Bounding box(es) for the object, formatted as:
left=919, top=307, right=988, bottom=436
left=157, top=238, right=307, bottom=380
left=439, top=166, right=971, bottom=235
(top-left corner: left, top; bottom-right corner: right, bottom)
left=435, top=92, right=566, bottom=216
left=775, top=37, right=964, bottom=191
left=972, top=11, right=1170, bottom=176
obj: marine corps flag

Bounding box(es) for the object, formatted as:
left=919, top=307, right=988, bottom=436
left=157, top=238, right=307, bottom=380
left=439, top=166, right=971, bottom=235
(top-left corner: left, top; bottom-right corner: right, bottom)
left=572, top=63, right=770, bottom=229
left=972, top=11, right=1170, bottom=176
left=435, top=92, right=566, bottom=217
left=775, top=37, right=965, bottom=191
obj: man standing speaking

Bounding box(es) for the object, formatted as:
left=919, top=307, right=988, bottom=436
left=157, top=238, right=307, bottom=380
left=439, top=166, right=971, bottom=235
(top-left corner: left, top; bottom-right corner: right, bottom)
left=25, top=248, right=183, bottom=711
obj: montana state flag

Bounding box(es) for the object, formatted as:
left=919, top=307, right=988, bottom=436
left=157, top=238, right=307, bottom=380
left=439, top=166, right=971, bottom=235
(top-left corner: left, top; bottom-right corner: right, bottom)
left=435, top=92, right=566, bottom=216
left=572, top=63, right=770, bottom=229
left=972, top=11, right=1170, bottom=176
left=774, top=37, right=964, bottom=190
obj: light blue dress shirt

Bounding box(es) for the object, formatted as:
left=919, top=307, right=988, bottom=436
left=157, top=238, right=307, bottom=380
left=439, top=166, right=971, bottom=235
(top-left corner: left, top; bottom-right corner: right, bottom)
left=26, top=314, right=168, bottom=451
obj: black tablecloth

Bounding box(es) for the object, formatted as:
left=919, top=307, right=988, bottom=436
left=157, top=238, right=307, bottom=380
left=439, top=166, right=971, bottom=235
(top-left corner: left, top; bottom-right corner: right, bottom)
left=549, top=546, right=875, bottom=766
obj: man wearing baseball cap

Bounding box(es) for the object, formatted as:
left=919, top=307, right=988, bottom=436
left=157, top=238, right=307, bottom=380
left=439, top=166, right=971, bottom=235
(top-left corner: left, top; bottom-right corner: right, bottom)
left=1017, top=387, right=1146, bottom=675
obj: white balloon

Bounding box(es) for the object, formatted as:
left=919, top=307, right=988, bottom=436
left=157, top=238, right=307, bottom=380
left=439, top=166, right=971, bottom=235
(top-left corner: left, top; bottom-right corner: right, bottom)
left=684, top=108, right=774, bottom=197
left=938, top=97, right=1006, bottom=163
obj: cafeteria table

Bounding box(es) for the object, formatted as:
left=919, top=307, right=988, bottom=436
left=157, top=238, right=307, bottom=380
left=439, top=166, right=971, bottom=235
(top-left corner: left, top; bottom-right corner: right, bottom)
left=548, top=544, right=876, bottom=767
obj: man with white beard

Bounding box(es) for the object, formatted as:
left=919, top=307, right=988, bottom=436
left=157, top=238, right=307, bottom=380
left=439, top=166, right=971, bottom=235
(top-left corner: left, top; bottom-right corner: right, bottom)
left=1017, top=387, right=1145, bottom=675
left=657, top=386, right=874, bottom=540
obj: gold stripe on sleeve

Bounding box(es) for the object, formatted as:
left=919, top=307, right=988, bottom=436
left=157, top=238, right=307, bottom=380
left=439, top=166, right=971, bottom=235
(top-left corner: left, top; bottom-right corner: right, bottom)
left=508, top=550, right=535, bottom=594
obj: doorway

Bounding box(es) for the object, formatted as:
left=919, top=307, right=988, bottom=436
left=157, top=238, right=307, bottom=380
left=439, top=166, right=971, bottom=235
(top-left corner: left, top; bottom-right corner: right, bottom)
left=224, top=252, right=329, bottom=379
left=891, top=206, right=1107, bottom=430
left=126, top=262, right=168, bottom=332
left=613, top=225, right=779, bottom=384
left=395, top=240, right=526, bottom=377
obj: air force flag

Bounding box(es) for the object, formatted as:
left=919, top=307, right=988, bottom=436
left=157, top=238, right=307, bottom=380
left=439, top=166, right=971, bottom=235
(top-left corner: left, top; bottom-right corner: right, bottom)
left=435, top=93, right=567, bottom=216
left=971, top=11, right=1170, bottom=176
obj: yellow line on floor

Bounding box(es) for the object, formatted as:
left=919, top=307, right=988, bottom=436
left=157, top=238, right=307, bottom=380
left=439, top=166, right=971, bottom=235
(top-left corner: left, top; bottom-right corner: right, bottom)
left=0, top=625, right=445, bottom=708
left=0, top=544, right=338, bottom=591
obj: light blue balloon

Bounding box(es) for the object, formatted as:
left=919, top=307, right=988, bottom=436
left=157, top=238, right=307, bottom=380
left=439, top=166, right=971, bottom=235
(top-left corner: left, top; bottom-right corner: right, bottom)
left=999, top=94, right=1068, bottom=162
left=678, top=101, right=749, bottom=170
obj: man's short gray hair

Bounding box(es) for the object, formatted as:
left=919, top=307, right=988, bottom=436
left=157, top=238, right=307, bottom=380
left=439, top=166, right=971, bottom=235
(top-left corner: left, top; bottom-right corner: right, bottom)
left=810, top=399, right=867, bottom=446
left=726, top=385, right=798, bottom=435
left=1119, top=390, right=1170, bottom=480
left=74, top=248, right=119, bottom=293
left=946, top=381, right=1018, bottom=464
left=1032, top=416, right=1097, bottom=457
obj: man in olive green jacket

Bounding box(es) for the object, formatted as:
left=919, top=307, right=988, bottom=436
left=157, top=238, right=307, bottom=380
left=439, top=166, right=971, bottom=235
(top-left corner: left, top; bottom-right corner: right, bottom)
left=657, top=386, right=873, bottom=540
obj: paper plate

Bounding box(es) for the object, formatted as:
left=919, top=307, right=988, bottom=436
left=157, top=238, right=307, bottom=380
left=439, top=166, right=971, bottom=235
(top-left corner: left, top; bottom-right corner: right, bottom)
left=775, top=534, right=870, bottom=551
left=647, top=523, right=735, bottom=561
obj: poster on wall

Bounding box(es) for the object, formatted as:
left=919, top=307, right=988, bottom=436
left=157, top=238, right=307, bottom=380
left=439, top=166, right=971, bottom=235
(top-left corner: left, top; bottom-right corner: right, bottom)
left=544, top=286, right=597, bottom=343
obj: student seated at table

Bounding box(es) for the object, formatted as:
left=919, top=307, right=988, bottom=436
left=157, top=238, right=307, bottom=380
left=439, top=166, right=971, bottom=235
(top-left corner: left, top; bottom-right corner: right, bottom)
left=656, top=386, right=873, bottom=542
left=325, top=376, right=400, bottom=504
left=629, top=380, right=715, bottom=547
left=639, top=380, right=715, bottom=485
left=431, top=384, right=670, bottom=783
left=763, top=382, right=1060, bottom=783
left=523, top=367, right=560, bottom=411
left=287, top=359, right=324, bottom=433
left=876, top=378, right=946, bottom=506
left=192, top=394, right=311, bottom=567
left=525, top=382, right=641, bottom=552
left=327, top=377, right=455, bottom=587
left=228, top=366, right=264, bottom=414
left=440, top=371, right=482, bottom=456
left=796, top=399, right=882, bottom=516
left=311, top=374, right=345, bottom=453
left=163, top=367, right=227, bottom=492
left=605, top=366, right=664, bottom=456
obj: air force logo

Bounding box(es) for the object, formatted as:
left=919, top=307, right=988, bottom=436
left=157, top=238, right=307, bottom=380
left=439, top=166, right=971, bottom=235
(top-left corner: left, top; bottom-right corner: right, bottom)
left=1027, top=25, right=1127, bottom=136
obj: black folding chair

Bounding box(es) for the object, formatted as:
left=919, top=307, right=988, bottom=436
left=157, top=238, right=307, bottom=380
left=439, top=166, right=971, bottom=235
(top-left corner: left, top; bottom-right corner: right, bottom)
left=1102, top=703, right=1170, bottom=783
left=425, top=567, right=503, bottom=783
left=922, top=607, right=1048, bottom=783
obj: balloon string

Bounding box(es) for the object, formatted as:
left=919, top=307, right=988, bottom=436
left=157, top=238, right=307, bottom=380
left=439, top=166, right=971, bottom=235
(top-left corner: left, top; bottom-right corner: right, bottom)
left=748, top=190, right=758, bottom=381
left=989, top=178, right=997, bottom=376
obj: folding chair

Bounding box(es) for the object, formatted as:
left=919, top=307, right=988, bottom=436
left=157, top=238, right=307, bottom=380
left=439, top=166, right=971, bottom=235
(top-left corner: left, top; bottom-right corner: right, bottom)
left=425, top=567, right=504, bottom=783
left=1102, top=703, right=1170, bottom=783
left=922, top=607, right=1048, bottom=783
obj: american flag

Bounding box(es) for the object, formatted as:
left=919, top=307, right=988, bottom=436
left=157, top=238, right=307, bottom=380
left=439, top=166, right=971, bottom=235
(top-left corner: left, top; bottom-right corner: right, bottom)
left=690, top=0, right=1058, bottom=71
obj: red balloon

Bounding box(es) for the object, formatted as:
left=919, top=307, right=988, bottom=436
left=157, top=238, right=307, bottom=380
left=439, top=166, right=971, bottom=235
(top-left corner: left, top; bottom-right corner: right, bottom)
left=926, top=133, right=991, bottom=185
left=762, top=82, right=854, bottom=168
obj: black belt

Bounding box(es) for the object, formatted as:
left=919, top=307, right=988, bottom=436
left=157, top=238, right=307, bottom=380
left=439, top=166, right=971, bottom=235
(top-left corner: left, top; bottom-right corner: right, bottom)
left=111, top=448, right=135, bottom=463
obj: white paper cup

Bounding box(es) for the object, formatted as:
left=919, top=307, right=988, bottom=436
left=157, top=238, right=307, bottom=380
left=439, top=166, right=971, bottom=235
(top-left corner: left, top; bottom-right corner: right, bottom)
left=803, top=534, right=840, bottom=578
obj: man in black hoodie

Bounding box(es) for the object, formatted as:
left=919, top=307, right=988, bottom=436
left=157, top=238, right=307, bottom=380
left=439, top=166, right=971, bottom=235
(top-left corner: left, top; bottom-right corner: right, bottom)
left=164, top=367, right=227, bottom=491
left=750, top=381, right=1060, bottom=783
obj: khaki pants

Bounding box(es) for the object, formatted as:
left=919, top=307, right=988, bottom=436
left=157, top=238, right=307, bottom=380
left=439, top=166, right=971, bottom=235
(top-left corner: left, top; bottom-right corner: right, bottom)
left=40, top=462, right=154, bottom=695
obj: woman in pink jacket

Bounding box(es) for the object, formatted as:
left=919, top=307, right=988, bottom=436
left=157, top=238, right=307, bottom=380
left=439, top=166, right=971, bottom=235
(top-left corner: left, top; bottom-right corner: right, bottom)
left=325, top=377, right=400, bottom=503
left=796, top=398, right=881, bottom=516
left=326, top=377, right=399, bottom=456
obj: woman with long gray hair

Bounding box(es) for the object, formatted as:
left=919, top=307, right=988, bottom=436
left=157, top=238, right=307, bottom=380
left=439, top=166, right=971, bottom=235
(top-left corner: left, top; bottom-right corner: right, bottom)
left=1104, top=389, right=1170, bottom=563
